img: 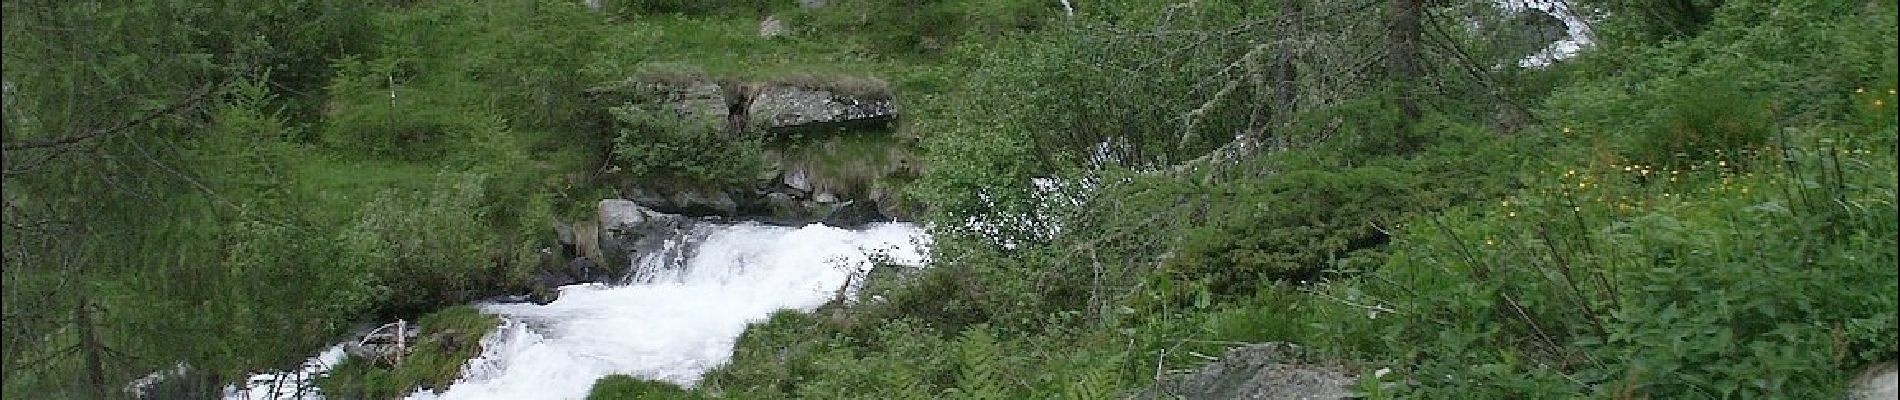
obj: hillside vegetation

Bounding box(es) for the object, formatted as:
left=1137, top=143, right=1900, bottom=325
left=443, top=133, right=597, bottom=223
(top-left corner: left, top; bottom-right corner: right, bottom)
left=1, top=0, right=1893, bottom=398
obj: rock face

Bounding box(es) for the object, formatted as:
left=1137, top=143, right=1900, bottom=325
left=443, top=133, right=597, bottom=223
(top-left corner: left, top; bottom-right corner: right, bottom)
left=1851, top=361, right=1898, bottom=400
left=1132, top=343, right=1357, bottom=400
left=617, top=181, right=899, bottom=228
left=589, top=76, right=897, bottom=134
left=596, top=199, right=700, bottom=279
left=586, top=74, right=914, bottom=227
left=747, top=84, right=897, bottom=132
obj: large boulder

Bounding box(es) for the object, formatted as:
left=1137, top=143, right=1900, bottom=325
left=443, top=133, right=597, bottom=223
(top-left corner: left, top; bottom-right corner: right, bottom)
left=748, top=83, right=897, bottom=132
left=596, top=199, right=699, bottom=280
left=588, top=75, right=897, bottom=134
left=1132, top=343, right=1357, bottom=400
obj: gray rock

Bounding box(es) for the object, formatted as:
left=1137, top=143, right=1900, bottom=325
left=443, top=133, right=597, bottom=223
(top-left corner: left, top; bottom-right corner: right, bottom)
left=813, top=191, right=838, bottom=204
left=759, top=15, right=790, bottom=38
left=595, top=199, right=700, bottom=283
left=668, top=188, right=740, bottom=215
left=783, top=168, right=813, bottom=192
left=819, top=200, right=886, bottom=227
left=597, top=199, right=649, bottom=277
left=554, top=221, right=576, bottom=247
left=798, top=0, right=826, bottom=8
left=1851, top=361, right=1897, bottom=400
left=1132, top=343, right=1356, bottom=400
left=748, top=84, right=897, bottom=131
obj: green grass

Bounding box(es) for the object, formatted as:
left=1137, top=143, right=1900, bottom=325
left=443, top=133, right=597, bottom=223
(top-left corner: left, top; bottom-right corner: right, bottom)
left=587, top=375, right=707, bottom=400
left=587, top=15, right=910, bottom=84
left=289, top=155, right=446, bottom=223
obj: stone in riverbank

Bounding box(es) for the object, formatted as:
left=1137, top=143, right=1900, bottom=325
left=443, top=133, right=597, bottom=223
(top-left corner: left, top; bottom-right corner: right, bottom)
left=1132, top=342, right=1357, bottom=400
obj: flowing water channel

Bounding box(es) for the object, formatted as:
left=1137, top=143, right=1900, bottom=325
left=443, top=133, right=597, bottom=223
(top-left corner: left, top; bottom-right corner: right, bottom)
left=227, top=221, right=929, bottom=400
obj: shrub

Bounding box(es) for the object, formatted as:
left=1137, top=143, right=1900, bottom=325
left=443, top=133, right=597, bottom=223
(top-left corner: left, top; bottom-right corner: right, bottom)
left=1332, top=122, right=1898, bottom=398
left=609, top=105, right=766, bottom=186
left=336, top=175, right=506, bottom=317
left=1630, top=75, right=1773, bottom=169
left=587, top=375, right=706, bottom=400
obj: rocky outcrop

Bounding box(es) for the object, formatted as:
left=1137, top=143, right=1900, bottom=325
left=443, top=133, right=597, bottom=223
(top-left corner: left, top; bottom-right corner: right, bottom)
left=747, top=84, right=897, bottom=132
left=618, top=181, right=901, bottom=228
left=588, top=75, right=897, bottom=134
left=596, top=199, right=701, bottom=280
left=1132, top=343, right=1357, bottom=400
left=586, top=73, right=915, bottom=227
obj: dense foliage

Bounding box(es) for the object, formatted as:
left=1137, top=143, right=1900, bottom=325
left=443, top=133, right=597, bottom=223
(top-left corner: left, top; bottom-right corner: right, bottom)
left=3, top=0, right=1892, bottom=398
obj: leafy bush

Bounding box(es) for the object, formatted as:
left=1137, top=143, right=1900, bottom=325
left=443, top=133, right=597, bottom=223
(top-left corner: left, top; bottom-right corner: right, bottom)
left=1326, top=119, right=1898, bottom=397
left=337, top=175, right=508, bottom=317
left=609, top=106, right=766, bottom=186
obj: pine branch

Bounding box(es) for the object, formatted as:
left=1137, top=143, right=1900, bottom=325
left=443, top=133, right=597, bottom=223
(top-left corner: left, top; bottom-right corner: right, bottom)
left=2, top=82, right=217, bottom=152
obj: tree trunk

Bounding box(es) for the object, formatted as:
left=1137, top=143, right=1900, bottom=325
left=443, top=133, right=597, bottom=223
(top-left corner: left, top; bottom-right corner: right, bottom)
left=1386, top=0, right=1424, bottom=124
left=1270, top=0, right=1304, bottom=149
left=75, top=293, right=108, bottom=399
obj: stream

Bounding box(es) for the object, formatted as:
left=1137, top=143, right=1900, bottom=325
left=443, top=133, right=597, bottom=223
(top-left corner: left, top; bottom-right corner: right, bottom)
left=226, top=220, right=928, bottom=400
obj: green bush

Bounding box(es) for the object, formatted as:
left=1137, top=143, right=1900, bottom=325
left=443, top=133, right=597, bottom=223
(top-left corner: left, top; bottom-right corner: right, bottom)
left=609, top=106, right=766, bottom=186
left=1631, top=75, right=1773, bottom=169
left=336, top=175, right=508, bottom=317
left=1330, top=121, right=1898, bottom=397
left=587, top=375, right=706, bottom=400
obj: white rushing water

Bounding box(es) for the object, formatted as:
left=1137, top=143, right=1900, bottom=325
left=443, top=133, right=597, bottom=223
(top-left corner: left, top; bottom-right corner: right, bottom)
left=222, top=345, right=349, bottom=400
left=406, top=222, right=930, bottom=400
left=1500, top=0, right=1596, bottom=67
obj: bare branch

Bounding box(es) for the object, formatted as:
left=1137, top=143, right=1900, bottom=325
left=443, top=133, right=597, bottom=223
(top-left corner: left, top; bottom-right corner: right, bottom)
left=2, top=82, right=217, bottom=152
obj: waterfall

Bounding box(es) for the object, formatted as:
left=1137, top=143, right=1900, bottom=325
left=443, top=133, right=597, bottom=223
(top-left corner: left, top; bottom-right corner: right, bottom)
left=409, top=222, right=928, bottom=399
left=226, top=220, right=928, bottom=400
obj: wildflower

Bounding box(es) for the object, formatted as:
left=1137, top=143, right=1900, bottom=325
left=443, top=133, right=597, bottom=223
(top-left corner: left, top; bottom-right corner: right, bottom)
left=1877, top=100, right=1886, bottom=107
left=1857, top=88, right=1866, bottom=94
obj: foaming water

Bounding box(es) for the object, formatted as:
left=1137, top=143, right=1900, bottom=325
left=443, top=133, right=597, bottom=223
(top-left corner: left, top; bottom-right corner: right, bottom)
left=409, top=222, right=929, bottom=400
